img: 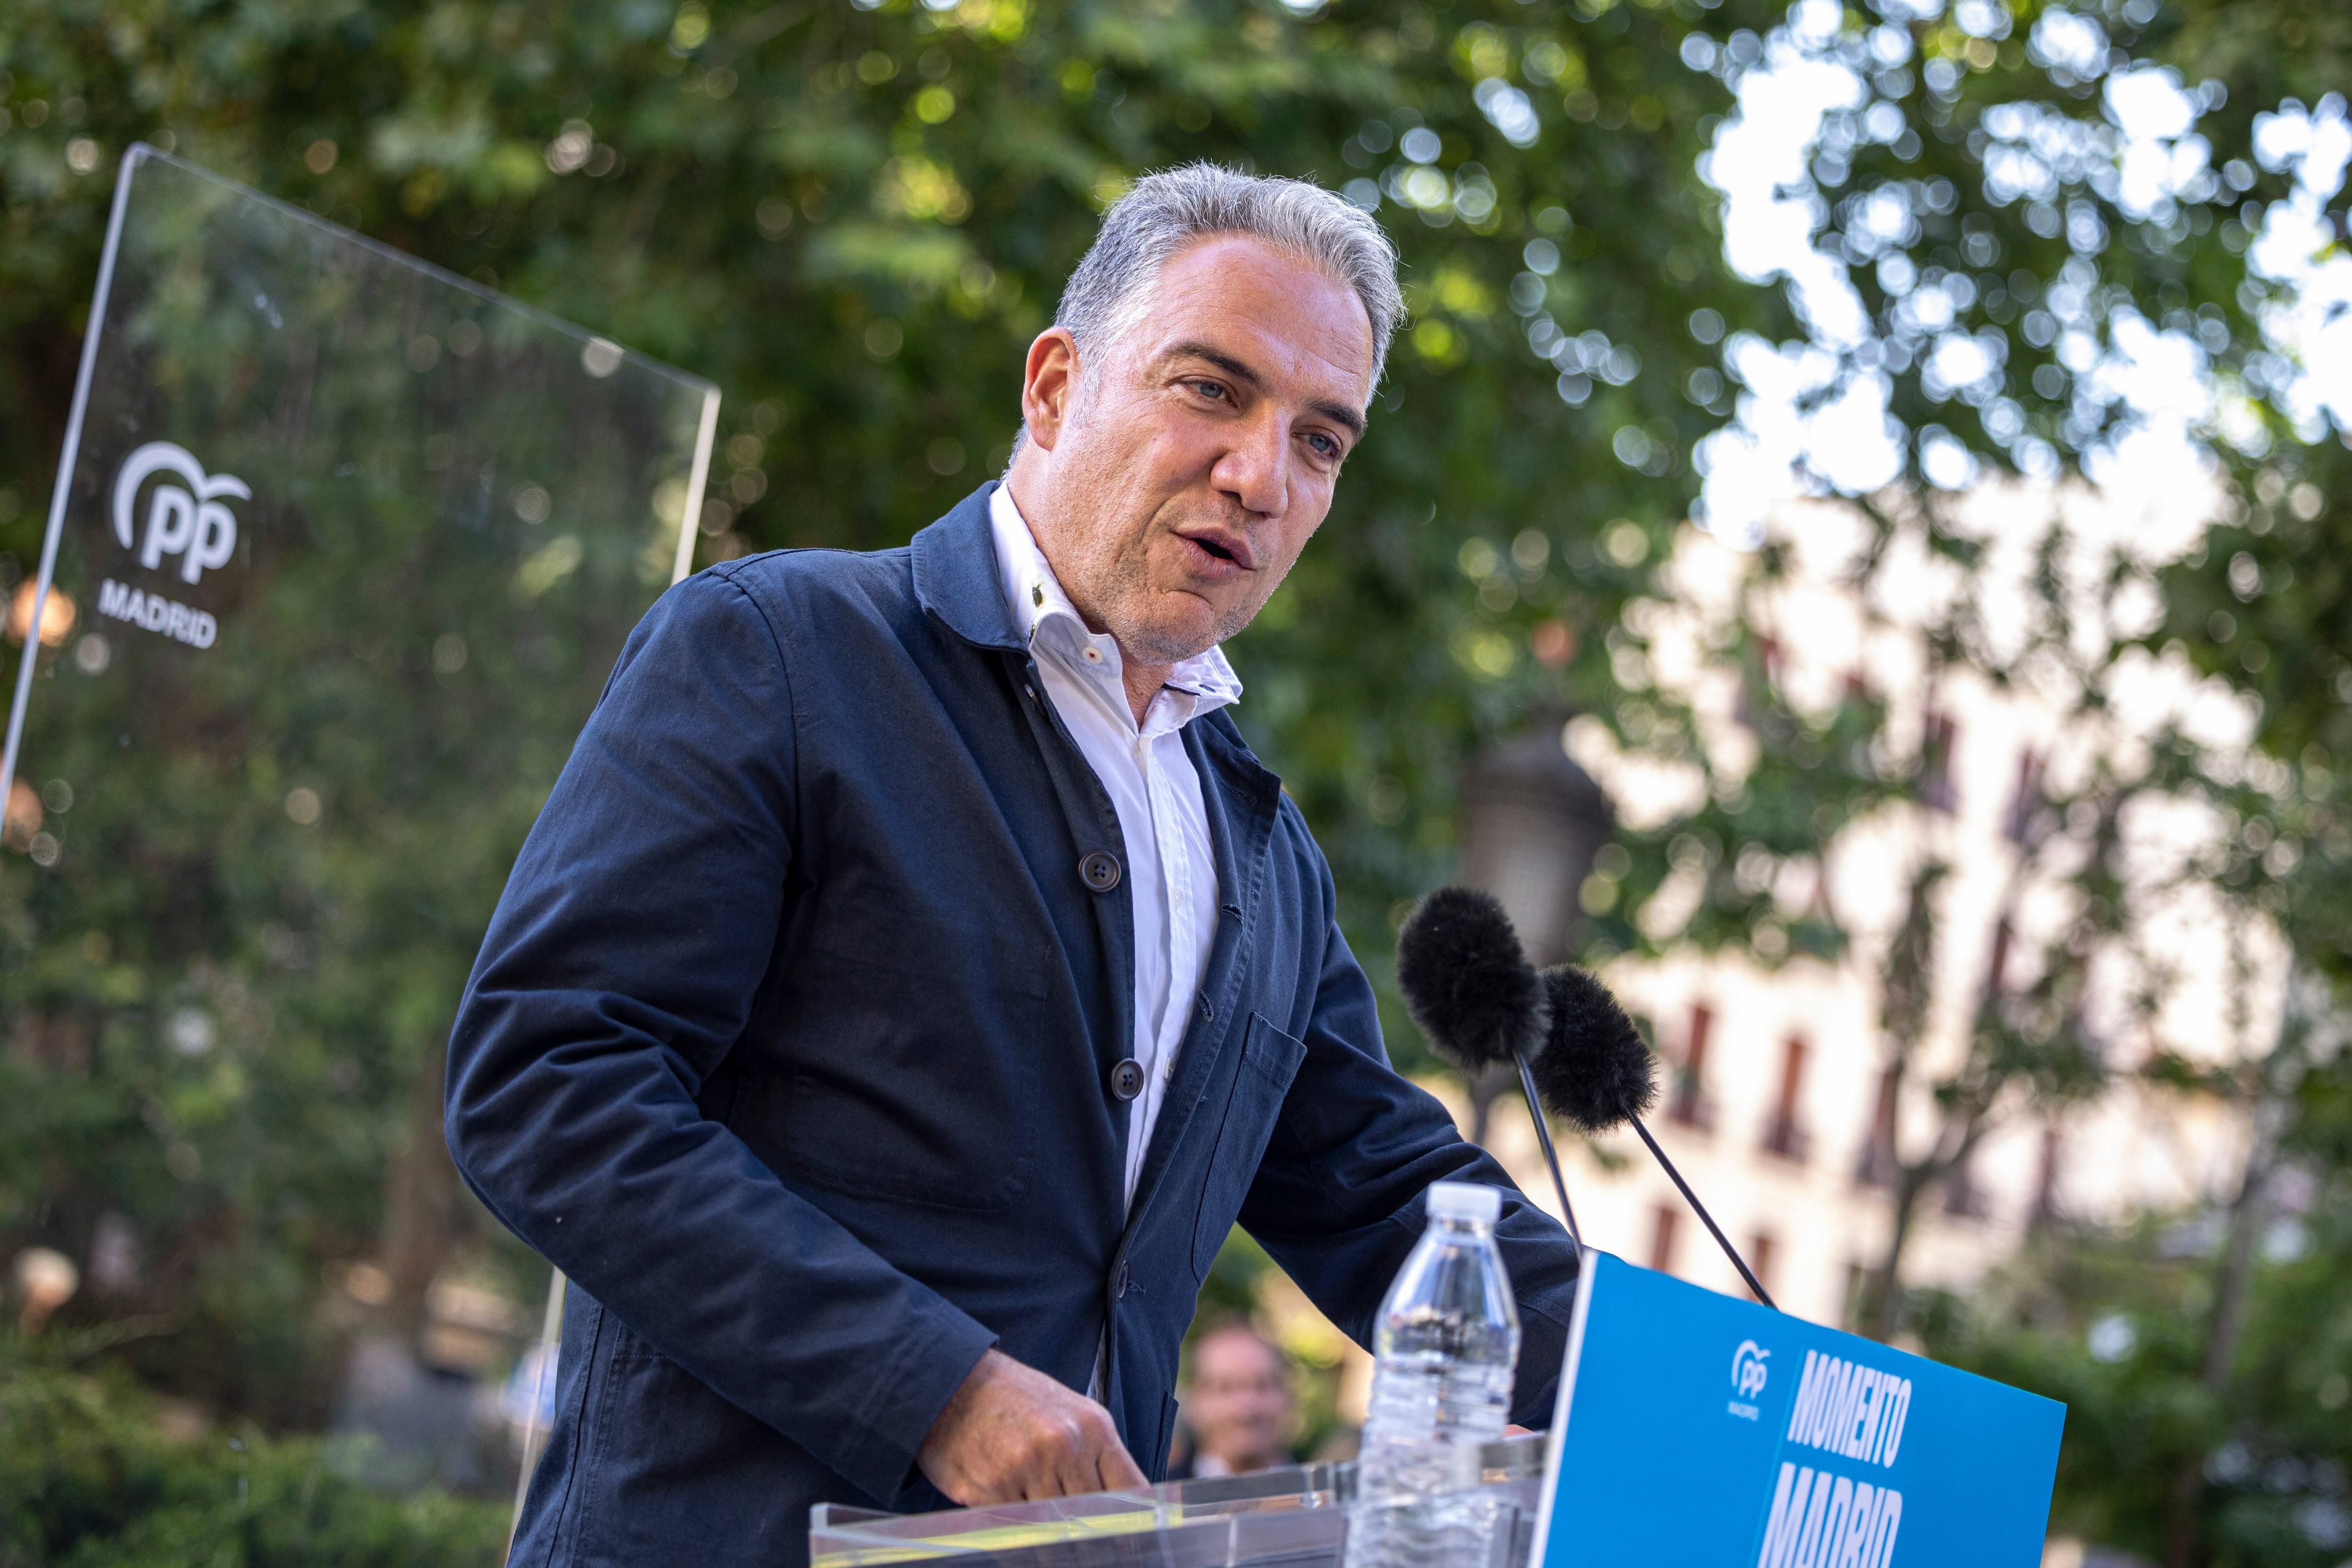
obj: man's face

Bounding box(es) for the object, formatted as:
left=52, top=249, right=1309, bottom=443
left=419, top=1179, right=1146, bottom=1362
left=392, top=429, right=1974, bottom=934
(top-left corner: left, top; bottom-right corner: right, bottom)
left=1185, top=1329, right=1294, bottom=1472
left=1012, top=235, right=1376, bottom=668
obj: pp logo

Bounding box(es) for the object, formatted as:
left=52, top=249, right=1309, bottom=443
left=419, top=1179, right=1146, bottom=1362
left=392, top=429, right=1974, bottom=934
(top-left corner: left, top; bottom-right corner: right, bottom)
left=112, top=442, right=248, bottom=586
left=1732, top=1339, right=1771, bottom=1400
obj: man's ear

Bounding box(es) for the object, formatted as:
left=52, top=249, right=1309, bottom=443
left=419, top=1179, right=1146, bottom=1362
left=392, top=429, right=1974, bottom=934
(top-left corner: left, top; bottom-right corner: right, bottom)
left=1021, top=328, right=1081, bottom=452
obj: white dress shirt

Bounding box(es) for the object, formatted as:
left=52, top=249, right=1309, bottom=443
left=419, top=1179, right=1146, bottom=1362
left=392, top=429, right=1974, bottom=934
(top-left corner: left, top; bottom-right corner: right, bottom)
left=988, top=484, right=1240, bottom=1213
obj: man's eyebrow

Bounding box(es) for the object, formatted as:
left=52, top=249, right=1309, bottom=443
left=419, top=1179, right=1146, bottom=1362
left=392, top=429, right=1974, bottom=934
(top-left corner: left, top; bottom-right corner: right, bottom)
left=1165, top=339, right=1367, bottom=443
left=1311, top=398, right=1367, bottom=443
left=1167, top=339, right=1265, bottom=390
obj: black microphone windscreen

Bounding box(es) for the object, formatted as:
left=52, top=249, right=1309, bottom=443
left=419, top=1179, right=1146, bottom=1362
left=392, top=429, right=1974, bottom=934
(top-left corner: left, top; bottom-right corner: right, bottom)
left=1529, top=963, right=1657, bottom=1133
left=1394, top=887, right=1547, bottom=1070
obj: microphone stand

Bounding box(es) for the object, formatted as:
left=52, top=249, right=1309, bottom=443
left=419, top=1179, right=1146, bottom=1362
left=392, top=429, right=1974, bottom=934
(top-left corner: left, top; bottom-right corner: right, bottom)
left=1511, top=1048, right=1584, bottom=1251
left=1629, top=1117, right=1777, bottom=1309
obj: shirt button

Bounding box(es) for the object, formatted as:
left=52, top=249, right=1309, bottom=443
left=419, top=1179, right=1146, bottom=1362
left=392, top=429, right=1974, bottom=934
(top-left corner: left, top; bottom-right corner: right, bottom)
left=1110, top=1058, right=1144, bottom=1100
left=1083, top=646, right=1103, bottom=663
left=1080, top=851, right=1122, bottom=892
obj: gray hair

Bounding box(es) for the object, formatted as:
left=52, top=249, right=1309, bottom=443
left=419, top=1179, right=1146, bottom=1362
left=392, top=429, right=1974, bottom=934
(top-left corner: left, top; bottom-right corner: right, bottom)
left=1015, top=164, right=1404, bottom=458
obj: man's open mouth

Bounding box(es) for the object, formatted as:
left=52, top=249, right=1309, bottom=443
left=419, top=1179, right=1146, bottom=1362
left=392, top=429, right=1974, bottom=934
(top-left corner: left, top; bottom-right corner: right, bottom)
left=1177, top=527, right=1256, bottom=571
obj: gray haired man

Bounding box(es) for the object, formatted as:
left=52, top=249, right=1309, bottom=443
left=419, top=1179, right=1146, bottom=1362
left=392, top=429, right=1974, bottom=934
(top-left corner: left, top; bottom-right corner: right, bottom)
left=446, top=165, right=1580, bottom=1565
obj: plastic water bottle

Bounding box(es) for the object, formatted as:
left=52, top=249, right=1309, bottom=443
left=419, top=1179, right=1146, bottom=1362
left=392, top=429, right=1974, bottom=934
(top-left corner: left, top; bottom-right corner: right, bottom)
left=1345, top=1180, right=1522, bottom=1568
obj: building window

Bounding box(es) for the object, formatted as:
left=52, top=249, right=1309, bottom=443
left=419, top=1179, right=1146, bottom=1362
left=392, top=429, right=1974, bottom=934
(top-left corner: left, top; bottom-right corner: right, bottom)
left=1856, top=1068, right=1898, bottom=1187
left=1943, top=1155, right=1989, bottom=1219
left=1843, top=1262, right=1872, bottom=1332
left=1762, top=1036, right=1810, bottom=1162
left=2003, top=749, right=2043, bottom=843
left=1649, top=1205, right=1679, bottom=1275
left=1667, top=1003, right=1715, bottom=1131
left=1750, top=1233, right=1777, bottom=1298
left=1919, top=712, right=1959, bottom=813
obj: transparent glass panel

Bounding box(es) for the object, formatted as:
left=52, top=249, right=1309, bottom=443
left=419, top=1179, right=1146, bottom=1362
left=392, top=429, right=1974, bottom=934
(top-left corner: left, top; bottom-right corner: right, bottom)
left=0, top=144, right=714, bottom=1516
left=808, top=1436, right=1551, bottom=1568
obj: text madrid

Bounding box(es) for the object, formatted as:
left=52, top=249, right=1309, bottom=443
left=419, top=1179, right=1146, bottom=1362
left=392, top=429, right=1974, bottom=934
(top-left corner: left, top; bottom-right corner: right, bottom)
left=1754, top=1349, right=1914, bottom=1568
left=97, top=577, right=218, bottom=649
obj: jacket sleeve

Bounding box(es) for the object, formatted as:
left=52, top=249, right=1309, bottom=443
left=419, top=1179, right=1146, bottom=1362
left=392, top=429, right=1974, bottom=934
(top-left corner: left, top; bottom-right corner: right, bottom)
left=444, top=568, right=997, bottom=1503
left=1236, top=827, right=1582, bottom=1431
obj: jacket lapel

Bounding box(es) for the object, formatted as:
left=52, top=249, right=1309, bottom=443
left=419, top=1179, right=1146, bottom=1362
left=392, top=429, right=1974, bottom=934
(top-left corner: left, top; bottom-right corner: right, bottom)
left=922, top=480, right=1138, bottom=1194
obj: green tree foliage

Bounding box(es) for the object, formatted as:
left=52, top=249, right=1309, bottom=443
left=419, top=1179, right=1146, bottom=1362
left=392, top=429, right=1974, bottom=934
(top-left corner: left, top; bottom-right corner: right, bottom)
left=1, top=1329, right=509, bottom=1566
left=1927, top=1025, right=2352, bottom=1567
left=4, top=0, right=2347, bottom=1554
left=1631, top=0, right=2352, bottom=1557
left=2, top=0, right=1791, bottom=1040
left=1667, top=0, right=2350, bottom=995
left=0, top=0, right=1788, bottom=1523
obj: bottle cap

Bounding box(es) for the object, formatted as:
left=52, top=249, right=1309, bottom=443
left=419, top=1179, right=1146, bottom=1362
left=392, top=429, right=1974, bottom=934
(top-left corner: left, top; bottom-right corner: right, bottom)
left=1427, top=1181, right=1501, bottom=1224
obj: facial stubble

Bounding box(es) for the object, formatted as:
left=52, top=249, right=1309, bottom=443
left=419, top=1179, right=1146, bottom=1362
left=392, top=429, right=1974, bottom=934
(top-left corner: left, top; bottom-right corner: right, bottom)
left=1043, top=400, right=1280, bottom=668
left=1095, top=505, right=1278, bottom=668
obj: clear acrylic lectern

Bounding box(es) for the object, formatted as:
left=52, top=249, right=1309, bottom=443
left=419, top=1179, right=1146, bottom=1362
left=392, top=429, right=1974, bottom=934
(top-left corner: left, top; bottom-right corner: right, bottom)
left=0, top=144, right=716, bottom=1503
left=810, top=1436, right=1551, bottom=1568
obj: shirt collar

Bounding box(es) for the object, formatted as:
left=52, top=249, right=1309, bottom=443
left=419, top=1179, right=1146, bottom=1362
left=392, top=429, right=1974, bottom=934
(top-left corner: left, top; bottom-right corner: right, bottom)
left=988, top=483, right=1243, bottom=724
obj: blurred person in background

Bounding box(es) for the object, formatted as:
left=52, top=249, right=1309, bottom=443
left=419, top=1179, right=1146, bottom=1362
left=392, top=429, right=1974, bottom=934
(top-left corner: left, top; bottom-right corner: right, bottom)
left=1170, top=1320, right=1295, bottom=1479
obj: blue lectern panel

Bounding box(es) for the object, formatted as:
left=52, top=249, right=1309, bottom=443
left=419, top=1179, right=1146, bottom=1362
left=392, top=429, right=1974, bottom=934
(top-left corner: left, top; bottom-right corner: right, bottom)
left=1532, top=1252, right=2063, bottom=1568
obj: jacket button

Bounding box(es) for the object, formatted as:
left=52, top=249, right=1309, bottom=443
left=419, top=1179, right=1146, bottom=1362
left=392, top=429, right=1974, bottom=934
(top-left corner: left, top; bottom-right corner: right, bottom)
left=1080, top=851, right=1122, bottom=892
left=1197, top=995, right=1214, bottom=1021
left=1114, top=1262, right=1131, bottom=1299
left=1110, top=1058, right=1144, bottom=1100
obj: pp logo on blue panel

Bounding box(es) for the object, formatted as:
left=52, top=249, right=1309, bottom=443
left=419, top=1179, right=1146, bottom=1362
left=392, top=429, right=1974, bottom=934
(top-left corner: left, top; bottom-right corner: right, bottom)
left=1732, top=1339, right=1771, bottom=1405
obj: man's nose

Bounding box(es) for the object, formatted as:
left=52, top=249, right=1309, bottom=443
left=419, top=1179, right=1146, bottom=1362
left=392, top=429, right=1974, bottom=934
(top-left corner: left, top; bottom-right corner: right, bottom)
left=1209, top=411, right=1288, bottom=520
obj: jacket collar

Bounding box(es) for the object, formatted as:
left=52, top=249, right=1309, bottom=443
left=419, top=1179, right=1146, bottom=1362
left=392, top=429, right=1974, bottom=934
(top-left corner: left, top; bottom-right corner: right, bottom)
left=912, top=481, right=1027, bottom=653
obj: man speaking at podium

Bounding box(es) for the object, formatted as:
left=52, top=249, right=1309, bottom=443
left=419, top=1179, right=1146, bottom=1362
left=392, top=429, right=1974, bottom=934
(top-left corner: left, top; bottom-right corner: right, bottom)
left=446, top=165, right=1581, bottom=1568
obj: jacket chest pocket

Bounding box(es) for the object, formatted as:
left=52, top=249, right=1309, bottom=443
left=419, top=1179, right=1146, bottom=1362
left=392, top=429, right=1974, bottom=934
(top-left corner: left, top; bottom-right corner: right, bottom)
left=1188, top=1013, right=1308, bottom=1278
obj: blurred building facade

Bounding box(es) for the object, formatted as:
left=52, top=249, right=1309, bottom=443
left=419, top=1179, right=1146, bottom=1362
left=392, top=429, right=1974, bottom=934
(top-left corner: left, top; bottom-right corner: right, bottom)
left=1453, top=491, right=2274, bottom=1331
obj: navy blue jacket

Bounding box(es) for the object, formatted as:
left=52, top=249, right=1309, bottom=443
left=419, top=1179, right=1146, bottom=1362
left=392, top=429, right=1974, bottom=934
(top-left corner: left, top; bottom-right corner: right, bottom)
left=445, top=483, right=1580, bottom=1568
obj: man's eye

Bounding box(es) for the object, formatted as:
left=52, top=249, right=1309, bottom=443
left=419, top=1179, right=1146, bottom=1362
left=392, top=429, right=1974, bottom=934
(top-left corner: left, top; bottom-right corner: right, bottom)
left=1189, top=380, right=1228, bottom=401
left=1307, top=432, right=1340, bottom=458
